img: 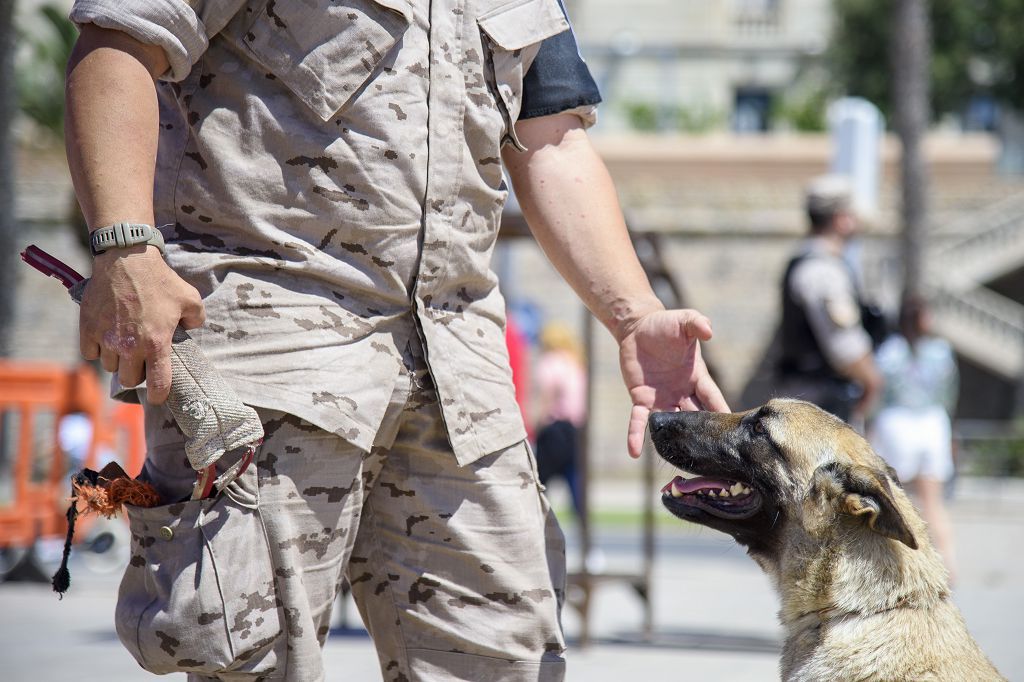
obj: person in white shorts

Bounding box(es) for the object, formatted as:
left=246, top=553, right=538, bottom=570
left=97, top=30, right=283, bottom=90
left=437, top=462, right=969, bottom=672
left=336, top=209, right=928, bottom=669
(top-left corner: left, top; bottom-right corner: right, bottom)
left=870, top=296, right=959, bottom=581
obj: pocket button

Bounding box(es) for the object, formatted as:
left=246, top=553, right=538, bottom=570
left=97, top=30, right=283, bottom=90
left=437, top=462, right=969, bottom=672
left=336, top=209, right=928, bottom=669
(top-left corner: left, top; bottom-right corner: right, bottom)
left=159, top=526, right=174, bottom=541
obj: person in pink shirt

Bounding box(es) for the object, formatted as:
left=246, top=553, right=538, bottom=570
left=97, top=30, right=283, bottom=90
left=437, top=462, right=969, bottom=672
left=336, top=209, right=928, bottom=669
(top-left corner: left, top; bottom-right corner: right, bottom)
left=534, top=323, right=587, bottom=517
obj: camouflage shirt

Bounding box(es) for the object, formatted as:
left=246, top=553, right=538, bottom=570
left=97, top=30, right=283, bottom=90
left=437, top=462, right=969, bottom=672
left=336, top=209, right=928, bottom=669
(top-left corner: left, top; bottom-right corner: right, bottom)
left=70, top=0, right=596, bottom=464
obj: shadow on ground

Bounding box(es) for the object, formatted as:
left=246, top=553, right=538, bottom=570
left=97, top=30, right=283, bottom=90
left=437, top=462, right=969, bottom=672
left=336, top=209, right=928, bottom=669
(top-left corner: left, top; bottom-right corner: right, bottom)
left=330, top=623, right=781, bottom=654
left=579, top=628, right=781, bottom=654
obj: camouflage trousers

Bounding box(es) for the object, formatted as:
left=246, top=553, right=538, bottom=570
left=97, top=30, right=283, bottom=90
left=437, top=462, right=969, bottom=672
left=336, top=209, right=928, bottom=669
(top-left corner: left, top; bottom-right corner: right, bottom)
left=137, top=342, right=567, bottom=681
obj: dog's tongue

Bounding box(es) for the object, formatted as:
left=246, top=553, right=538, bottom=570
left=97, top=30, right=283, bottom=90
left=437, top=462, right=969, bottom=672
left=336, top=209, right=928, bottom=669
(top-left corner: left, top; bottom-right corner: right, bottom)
left=663, top=475, right=733, bottom=495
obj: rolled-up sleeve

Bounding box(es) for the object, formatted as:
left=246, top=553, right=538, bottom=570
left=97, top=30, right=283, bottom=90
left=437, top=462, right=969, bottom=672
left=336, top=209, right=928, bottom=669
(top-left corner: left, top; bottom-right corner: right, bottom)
left=69, top=0, right=246, bottom=82
left=519, top=0, right=602, bottom=128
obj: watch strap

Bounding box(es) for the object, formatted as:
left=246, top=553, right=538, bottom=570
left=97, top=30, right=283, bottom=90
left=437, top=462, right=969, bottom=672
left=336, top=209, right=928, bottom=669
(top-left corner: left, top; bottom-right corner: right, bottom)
left=89, top=222, right=166, bottom=256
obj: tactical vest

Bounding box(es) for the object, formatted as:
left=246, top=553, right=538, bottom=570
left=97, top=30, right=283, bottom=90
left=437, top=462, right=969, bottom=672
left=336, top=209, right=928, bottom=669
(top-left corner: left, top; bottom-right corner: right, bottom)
left=778, top=253, right=846, bottom=381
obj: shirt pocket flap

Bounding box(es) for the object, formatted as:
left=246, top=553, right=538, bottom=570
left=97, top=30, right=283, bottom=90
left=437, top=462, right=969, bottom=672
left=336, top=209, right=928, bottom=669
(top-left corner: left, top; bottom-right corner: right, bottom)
left=242, top=0, right=412, bottom=121
left=477, top=0, right=569, bottom=51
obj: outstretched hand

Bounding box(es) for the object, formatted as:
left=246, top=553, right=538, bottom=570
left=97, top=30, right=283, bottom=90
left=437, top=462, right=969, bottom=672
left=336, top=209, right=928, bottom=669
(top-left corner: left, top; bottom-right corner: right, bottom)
left=618, top=309, right=729, bottom=458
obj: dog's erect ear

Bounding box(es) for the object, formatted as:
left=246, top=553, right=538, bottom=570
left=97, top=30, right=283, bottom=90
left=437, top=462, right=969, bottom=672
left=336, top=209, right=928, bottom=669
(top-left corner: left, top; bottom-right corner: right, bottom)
left=812, top=462, right=918, bottom=549
left=883, top=463, right=904, bottom=489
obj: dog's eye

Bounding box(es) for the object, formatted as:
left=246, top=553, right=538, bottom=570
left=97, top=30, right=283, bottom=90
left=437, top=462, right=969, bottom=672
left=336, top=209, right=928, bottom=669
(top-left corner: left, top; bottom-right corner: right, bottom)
left=752, top=421, right=767, bottom=435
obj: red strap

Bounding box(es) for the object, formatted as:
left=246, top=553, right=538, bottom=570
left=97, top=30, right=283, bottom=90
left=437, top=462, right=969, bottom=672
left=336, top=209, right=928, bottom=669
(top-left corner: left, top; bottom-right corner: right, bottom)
left=192, top=465, right=217, bottom=501
left=20, top=245, right=85, bottom=289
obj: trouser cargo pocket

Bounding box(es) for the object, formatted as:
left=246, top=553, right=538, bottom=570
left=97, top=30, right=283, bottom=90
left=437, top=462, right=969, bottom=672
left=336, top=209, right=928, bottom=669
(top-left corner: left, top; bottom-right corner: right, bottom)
left=116, top=465, right=282, bottom=677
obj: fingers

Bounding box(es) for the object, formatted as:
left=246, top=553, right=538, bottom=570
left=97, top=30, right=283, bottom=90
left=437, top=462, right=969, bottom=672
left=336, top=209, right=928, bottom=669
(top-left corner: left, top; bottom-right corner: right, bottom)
left=80, top=306, right=102, bottom=361
left=117, top=355, right=145, bottom=388
left=81, top=337, right=100, bottom=361
left=680, top=310, right=714, bottom=342
left=179, top=289, right=206, bottom=330
left=145, top=344, right=172, bottom=404
left=679, top=313, right=728, bottom=412
left=696, top=373, right=730, bottom=413
left=675, top=397, right=700, bottom=412
left=627, top=404, right=649, bottom=459
left=99, top=345, right=119, bottom=373
left=83, top=313, right=175, bottom=403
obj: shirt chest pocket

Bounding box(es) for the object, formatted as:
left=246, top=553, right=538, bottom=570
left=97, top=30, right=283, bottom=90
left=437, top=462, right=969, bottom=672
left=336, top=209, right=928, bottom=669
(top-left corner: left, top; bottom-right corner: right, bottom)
left=477, top=0, right=569, bottom=150
left=241, top=0, right=412, bottom=121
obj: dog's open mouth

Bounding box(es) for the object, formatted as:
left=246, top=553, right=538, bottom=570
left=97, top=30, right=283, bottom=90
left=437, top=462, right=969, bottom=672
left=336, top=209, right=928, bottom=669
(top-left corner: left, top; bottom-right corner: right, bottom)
left=660, top=473, right=763, bottom=519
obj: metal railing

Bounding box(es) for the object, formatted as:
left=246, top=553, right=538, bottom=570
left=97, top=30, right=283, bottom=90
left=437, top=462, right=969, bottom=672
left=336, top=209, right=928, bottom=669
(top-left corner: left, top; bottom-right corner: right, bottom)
left=861, top=190, right=1024, bottom=380
left=929, top=191, right=1024, bottom=286
left=928, top=285, right=1024, bottom=378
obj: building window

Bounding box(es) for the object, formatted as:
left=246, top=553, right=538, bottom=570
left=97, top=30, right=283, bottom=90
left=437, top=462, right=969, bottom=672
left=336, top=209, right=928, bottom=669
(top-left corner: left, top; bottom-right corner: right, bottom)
left=734, top=0, right=781, bottom=34
left=733, top=88, right=773, bottom=133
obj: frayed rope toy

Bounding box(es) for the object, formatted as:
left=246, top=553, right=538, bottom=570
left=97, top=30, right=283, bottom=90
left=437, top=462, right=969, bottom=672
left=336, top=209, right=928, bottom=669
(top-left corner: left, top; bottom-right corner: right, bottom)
left=52, top=462, right=161, bottom=597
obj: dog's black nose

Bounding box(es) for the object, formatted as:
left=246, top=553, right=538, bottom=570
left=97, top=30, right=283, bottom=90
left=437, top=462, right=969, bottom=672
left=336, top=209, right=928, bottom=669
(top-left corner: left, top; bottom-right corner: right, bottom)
left=649, top=411, right=677, bottom=433
left=649, top=409, right=705, bottom=434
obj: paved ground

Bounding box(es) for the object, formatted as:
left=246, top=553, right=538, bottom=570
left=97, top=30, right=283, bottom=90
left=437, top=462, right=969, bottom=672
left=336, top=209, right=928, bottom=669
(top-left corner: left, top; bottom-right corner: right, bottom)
left=1, top=476, right=1022, bottom=681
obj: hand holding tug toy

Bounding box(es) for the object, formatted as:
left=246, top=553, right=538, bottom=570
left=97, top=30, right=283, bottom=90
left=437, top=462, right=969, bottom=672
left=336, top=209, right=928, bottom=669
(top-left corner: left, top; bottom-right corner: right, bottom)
left=20, top=245, right=264, bottom=596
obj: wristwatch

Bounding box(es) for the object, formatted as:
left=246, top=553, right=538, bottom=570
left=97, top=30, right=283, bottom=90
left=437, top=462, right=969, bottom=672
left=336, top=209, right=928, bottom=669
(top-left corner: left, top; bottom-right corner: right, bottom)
left=89, top=222, right=166, bottom=256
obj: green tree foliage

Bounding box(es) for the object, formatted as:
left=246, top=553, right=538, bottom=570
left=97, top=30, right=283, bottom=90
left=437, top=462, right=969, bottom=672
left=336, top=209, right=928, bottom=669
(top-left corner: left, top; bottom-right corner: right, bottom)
left=984, top=0, right=1024, bottom=112
left=830, top=0, right=1024, bottom=120
left=17, top=4, right=77, bottom=141
left=623, top=101, right=724, bottom=134
left=16, top=5, right=89, bottom=248
left=772, top=87, right=830, bottom=132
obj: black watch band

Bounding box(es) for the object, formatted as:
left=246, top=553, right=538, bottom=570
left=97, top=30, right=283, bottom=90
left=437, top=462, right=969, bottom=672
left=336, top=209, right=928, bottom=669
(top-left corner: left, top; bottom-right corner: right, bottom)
left=89, top=222, right=166, bottom=256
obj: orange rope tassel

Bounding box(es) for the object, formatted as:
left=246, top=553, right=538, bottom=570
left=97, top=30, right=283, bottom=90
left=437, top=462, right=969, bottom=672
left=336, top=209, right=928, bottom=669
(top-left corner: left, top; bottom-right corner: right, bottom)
left=53, top=462, right=161, bottom=596
left=71, top=465, right=161, bottom=518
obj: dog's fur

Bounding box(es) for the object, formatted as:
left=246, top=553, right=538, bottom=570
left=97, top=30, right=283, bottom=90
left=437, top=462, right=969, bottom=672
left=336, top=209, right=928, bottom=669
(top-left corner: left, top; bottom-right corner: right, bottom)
left=649, top=398, right=1004, bottom=681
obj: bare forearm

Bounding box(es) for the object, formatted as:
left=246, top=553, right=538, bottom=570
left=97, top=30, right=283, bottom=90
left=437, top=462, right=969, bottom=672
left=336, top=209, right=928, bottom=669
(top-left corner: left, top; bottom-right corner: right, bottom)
left=66, top=27, right=204, bottom=404
left=506, top=116, right=726, bottom=454
left=503, top=115, right=662, bottom=342
left=65, top=24, right=167, bottom=230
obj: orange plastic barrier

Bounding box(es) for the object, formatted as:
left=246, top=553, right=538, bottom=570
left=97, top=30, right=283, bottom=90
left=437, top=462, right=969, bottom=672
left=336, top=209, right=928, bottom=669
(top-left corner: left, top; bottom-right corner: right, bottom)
left=106, top=401, right=146, bottom=478
left=0, top=361, right=145, bottom=549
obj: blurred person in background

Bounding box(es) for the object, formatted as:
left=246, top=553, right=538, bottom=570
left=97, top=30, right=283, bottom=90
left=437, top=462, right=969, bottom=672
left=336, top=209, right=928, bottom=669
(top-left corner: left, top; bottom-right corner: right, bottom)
left=870, top=296, right=959, bottom=582
left=533, top=322, right=587, bottom=520
left=777, top=175, right=884, bottom=428
left=505, top=309, right=533, bottom=441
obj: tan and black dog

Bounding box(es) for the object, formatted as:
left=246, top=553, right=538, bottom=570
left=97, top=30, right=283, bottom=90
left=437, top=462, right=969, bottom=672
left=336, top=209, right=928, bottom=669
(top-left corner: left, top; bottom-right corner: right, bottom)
left=649, top=398, right=1004, bottom=681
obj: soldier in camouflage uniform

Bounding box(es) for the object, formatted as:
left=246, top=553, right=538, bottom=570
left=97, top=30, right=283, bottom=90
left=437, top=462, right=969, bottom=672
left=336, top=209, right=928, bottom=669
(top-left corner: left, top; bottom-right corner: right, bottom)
left=64, top=0, right=728, bottom=679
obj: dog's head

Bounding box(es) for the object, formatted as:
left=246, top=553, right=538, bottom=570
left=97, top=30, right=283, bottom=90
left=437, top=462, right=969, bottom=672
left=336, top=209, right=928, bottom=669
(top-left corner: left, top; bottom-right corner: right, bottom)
left=649, top=399, right=919, bottom=565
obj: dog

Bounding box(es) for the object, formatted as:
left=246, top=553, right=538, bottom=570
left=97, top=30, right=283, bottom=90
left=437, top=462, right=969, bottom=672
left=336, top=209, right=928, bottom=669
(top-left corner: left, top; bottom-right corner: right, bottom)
left=648, top=398, right=1004, bottom=681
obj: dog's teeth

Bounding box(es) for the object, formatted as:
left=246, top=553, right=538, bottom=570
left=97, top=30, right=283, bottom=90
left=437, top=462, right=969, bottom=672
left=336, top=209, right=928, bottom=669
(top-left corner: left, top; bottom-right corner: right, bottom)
left=671, top=485, right=683, bottom=498
left=730, top=482, right=743, bottom=496
left=719, top=489, right=730, bottom=498
left=707, top=490, right=717, bottom=497
left=741, top=485, right=751, bottom=495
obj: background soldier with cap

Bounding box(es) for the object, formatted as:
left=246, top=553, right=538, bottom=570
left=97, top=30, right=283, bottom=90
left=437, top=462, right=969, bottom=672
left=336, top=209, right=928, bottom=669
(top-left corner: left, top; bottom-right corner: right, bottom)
left=777, top=175, right=884, bottom=426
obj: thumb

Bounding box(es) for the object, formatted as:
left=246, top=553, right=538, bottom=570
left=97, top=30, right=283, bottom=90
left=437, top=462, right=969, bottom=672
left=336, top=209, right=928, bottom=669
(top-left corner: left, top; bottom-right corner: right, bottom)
left=681, top=310, right=713, bottom=342
left=179, top=296, right=206, bottom=330
left=180, top=303, right=205, bottom=329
